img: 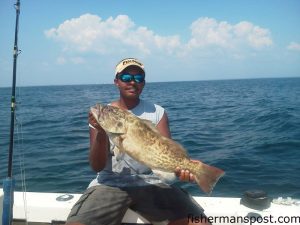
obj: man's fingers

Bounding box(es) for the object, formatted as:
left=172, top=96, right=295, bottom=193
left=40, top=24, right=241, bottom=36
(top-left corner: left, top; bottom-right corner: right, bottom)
left=175, top=167, right=195, bottom=183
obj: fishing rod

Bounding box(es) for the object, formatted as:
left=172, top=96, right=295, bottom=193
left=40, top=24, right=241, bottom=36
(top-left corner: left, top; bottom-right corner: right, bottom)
left=2, top=0, right=21, bottom=225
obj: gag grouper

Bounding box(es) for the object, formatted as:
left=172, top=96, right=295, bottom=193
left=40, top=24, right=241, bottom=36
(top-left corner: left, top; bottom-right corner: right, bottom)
left=90, top=103, right=225, bottom=194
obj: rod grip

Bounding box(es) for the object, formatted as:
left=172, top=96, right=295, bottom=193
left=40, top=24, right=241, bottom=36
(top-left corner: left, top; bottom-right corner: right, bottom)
left=2, top=178, right=15, bottom=225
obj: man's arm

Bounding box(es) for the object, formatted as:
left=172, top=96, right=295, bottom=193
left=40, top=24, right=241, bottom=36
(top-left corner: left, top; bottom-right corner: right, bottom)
left=156, top=112, right=171, bottom=138
left=89, top=112, right=109, bottom=172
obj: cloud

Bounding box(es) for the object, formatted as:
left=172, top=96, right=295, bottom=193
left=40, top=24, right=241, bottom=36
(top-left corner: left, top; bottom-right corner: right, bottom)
left=45, top=13, right=180, bottom=55
left=287, top=42, right=300, bottom=51
left=45, top=14, right=273, bottom=58
left=187, top=18, right=272, bottom=50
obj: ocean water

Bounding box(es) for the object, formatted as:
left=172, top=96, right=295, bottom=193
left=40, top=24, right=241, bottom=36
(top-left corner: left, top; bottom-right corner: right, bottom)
left=0, top=78, right=299, bottom=198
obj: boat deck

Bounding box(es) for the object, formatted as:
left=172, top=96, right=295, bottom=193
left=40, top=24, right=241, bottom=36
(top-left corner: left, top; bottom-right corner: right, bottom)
left=1, top=189, right=300, bottom=225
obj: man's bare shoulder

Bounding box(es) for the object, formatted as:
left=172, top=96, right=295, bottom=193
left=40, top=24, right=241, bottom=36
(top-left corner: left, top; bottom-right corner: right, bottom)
left=110, top=101, right=119, bottom=107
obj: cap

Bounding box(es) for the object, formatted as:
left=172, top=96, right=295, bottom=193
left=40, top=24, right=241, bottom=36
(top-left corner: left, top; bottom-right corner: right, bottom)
left=115, top=58, right=145, bottom=75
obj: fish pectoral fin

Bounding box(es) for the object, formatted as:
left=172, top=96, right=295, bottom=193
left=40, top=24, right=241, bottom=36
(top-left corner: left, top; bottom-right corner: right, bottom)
left=152, top=169, right=176, bottom=183
left=106, top=129, right=125, bottom=134
left=105, top=125, right=126, bottom=134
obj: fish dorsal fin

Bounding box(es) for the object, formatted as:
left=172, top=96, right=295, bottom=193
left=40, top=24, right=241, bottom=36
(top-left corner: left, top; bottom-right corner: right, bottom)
left=141, top=119, right=160, bottom=134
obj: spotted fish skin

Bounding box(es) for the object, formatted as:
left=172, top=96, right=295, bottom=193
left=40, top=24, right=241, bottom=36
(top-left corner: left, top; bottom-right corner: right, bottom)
left=90, top=103, right=225, bottom=194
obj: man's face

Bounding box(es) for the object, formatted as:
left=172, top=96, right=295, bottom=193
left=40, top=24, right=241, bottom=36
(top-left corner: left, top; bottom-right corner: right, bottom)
left=114, top=66, right=145, bottom=99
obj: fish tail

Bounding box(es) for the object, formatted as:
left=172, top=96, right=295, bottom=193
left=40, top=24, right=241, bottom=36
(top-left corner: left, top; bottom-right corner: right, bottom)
left=193, top=161, right=225, bottom=194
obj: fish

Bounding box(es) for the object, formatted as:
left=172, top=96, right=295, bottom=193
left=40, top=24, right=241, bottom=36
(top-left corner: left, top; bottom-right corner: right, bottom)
left=90, top=103, right=225, bottom=194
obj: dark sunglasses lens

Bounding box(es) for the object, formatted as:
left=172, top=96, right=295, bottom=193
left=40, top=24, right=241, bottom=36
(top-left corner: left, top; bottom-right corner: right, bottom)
left=119, top=74, right=132, bottom=82
left=134, top=75, right=145, bottom=83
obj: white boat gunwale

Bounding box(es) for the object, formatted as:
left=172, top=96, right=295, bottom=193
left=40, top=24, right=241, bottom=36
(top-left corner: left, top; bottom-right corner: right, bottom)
left=1, top=189, right=300, bottom=225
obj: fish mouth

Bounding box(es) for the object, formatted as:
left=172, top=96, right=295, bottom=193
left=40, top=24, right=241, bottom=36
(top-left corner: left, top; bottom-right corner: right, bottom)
left=90, top=103, right=104, bottom=121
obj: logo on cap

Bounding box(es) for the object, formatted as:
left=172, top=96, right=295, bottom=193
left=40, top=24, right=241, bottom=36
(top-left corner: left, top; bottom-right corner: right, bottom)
left=115, top=58, right=144, bottom=75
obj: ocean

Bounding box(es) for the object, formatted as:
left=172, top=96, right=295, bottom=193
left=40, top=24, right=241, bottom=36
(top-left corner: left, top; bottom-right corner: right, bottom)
left=0, top=78, right=299, bottom=198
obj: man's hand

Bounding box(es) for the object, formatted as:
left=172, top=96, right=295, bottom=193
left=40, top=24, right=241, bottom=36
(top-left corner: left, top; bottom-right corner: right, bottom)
left=175, top=167, right=195, bottom=183
left=175, top=159, right=201, bottom=183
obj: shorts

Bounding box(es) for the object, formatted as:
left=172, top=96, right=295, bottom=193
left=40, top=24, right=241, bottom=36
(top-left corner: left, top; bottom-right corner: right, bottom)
left=66, top=184, right=206, bottom=225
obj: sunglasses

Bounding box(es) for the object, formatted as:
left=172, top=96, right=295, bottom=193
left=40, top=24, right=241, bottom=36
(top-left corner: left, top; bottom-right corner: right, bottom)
left=118, top=74, right=145, bottom=83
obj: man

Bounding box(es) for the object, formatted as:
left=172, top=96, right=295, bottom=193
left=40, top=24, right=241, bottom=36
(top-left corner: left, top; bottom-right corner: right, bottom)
left=66, top=58, right=211, bottom=225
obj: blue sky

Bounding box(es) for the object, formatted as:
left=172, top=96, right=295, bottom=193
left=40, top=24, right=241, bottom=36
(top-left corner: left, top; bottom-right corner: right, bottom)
left=0, top=0, right=299, bottom=87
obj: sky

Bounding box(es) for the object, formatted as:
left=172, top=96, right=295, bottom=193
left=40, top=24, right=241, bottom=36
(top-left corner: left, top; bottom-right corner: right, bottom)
left=0, top=0, right=300, bottom=87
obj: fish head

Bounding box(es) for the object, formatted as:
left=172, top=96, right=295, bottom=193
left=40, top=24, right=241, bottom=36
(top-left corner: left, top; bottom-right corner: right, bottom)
left=90, top=104, right=127, bottom=134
